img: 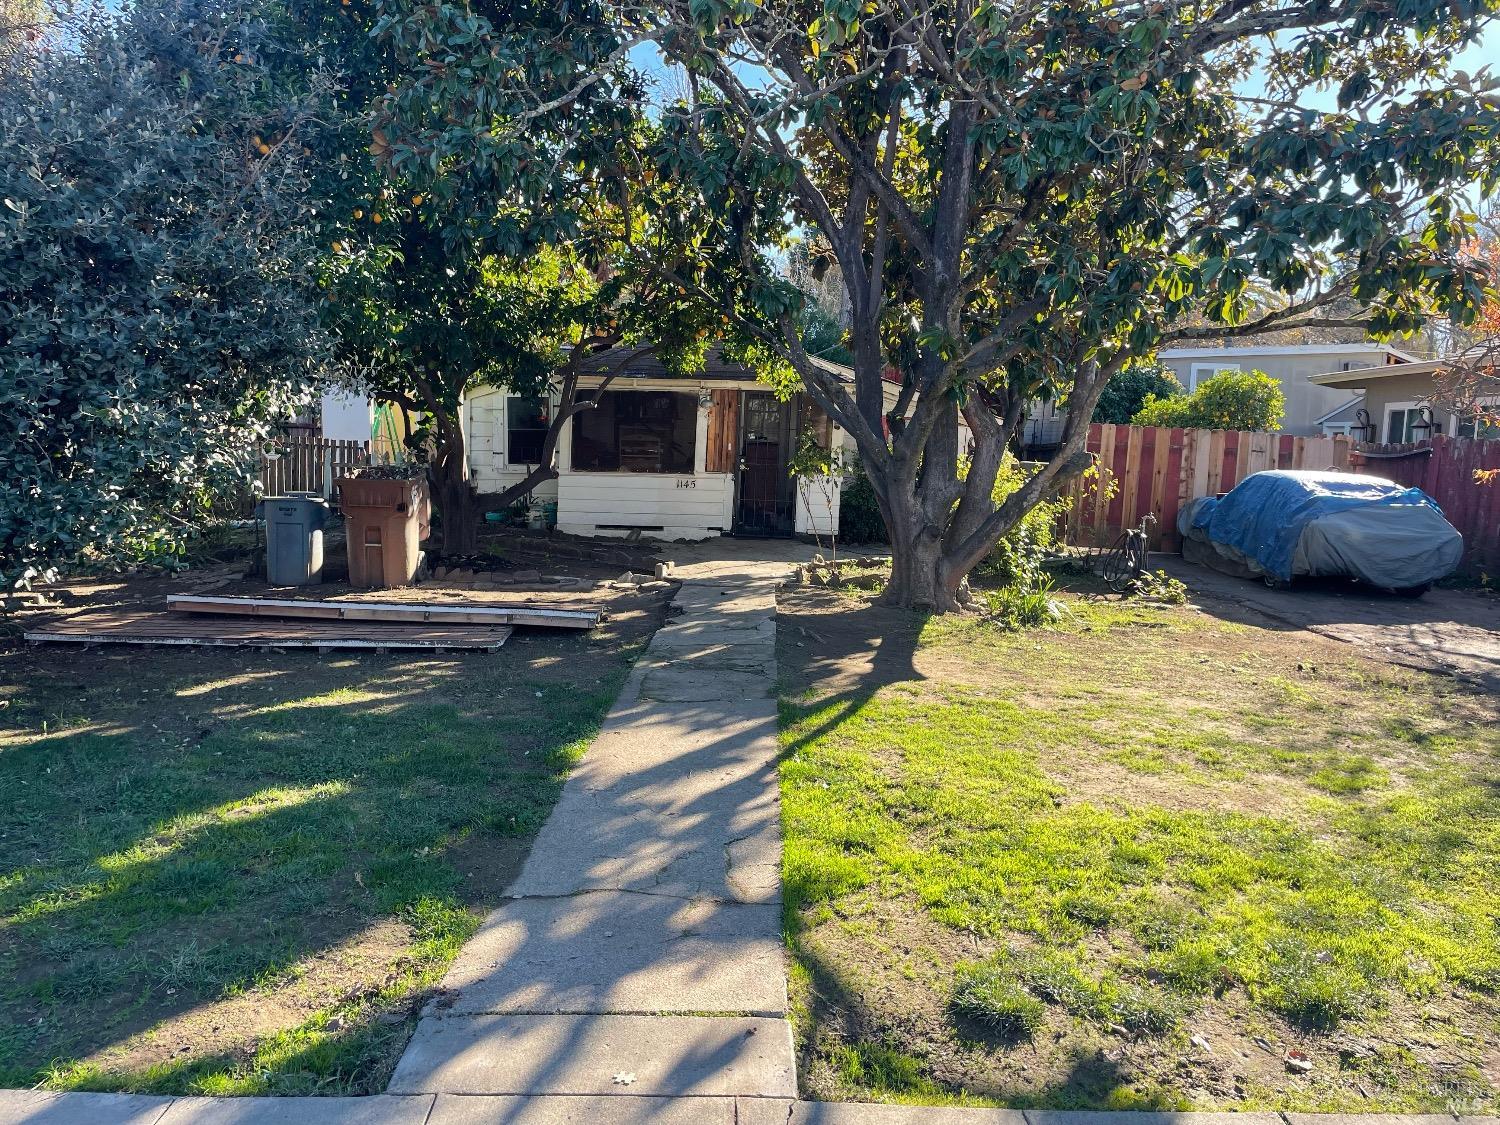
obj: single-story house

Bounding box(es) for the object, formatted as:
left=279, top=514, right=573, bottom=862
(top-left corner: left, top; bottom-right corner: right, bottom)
left=320, top=351, right=890, bottom=542
left=465, top=350, right=865, bottom=540
left=1309, top=359, right=1500, bottom=443
left=1017, top=343, right=1422, bottom=456
left=1156, top=343, right=1421, bottom=436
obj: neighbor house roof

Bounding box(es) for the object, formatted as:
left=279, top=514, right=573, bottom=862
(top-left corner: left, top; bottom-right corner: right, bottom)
left=1158, top=343, right=1423, bottom=362
left=1314, top=397, right=1366, bottom=425
left=1309, top=359, right=1444, bottom=388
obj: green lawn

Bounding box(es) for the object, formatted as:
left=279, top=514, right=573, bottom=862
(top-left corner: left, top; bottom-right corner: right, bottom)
left=0, top=591, right=659, bottom=1095
left=777, top=580, right=1500, bottom=1112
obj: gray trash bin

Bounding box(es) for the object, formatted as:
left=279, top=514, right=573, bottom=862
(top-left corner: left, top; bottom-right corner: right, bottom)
left=257, top=492, right=329, bottom=586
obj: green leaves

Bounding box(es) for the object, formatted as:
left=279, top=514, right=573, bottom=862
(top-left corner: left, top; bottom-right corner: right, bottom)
left=0, top=0, right=329, bottom=589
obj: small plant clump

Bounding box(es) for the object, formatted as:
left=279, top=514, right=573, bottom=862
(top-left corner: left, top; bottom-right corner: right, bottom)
left=983, top=574, right=1065, bottom=630
left=951, top=963, right=1047, bottom=1040
left=1124, top=569, right=1189, bottom=604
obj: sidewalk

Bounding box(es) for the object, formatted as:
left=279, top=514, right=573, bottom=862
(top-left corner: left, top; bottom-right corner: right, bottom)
left=385, top=575, right=794, bottom=1101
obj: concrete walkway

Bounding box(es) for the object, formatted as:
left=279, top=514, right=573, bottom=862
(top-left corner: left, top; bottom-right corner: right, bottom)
left=386, top=575, right=794, bottom=1102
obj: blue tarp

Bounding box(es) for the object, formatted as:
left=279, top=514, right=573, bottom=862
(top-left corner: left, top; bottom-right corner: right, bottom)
left=1189, top=470, right=1445, bottom=582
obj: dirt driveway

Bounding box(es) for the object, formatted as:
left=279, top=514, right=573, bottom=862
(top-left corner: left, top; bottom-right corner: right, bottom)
left=1159, top=554, right=1500, bottom=691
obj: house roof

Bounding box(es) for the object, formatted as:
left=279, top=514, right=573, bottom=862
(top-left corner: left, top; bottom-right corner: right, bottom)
left=1159, top=343, right=1423, bottom=362
left=575, top=346, right=856, bottom=384
left=1308, top=359, right=1444, bottom=388
left=1313, top=396, right=1366, bottom=425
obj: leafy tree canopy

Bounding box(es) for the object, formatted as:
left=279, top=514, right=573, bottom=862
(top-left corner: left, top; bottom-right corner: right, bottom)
left=373, top=0, right=1499, bottom=608
left=1133, top=369, right=1286, bottom=431
left=0, top=0, right=331, bottom=589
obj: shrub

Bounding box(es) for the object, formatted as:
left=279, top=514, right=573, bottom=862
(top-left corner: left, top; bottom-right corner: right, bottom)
left=983, top=574, right=1064, bottom=630
left=1093, top=363, right=1184, bottom=424
left=0, top=0, right=330, bottom=588
left=1133, top=369, right=1286, bottom=432
left=982, top=456, right=1066, bottom=589
left=838, top=464, right=888, bottom=544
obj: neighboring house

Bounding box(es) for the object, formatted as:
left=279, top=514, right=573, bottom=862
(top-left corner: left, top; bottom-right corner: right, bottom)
left=1309, top=359, right=1500, bottom=443
left=1157, top=344, right=1422, bottom=436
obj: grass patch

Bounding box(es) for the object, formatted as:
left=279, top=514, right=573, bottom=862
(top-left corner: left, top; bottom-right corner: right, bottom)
left=778, top=584, right=1500, bottom=1111
left=0, top=592, right=660, bottom=1094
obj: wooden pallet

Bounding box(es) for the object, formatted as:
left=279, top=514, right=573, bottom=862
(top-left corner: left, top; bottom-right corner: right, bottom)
left=165, top=594, right=600, bottom=631
left=25, top=610, right=512, bottom=652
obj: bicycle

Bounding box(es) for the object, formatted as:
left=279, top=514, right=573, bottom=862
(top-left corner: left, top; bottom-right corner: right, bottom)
left=1099, top=513, right=1155, bottom=594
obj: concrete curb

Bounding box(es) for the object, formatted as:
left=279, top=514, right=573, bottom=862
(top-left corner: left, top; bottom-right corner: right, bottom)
left=2, top=1090, right=1495, bottom=1125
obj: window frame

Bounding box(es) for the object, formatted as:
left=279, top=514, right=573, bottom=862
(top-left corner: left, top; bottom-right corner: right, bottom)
left=569, top=389, right=700, bottom=475
left=1188, top=361, right=1239, bottom=390
left=1384, top=400, right=1423, bottom=443
left=503, top=394, right=552, bottom=468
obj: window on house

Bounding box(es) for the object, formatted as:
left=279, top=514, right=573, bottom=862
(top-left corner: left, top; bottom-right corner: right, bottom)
left=571, top=390, right=697, bottom=473
left=1189, top=362, right=1239, bottom=389
left=1385, top=403, right=1426, bottom=443
left=1455, top=401, right=1500, bottom=440
left=506, top=396, right=550, bottom=465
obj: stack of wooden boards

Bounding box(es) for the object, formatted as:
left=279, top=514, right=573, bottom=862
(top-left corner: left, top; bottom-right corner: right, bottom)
left=25, top=594, right=601, bottom=653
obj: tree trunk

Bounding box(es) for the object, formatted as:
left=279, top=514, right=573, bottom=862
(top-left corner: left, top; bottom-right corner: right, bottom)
left=433, top=459, right=479, bottom=555
left=878, top=485, right=969, bottom=613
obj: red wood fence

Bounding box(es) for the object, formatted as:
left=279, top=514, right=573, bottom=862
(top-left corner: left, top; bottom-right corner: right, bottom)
left=259, top=437, right=369, bottom=499
left=1060, top=424, right=1352, bottom=552
left=1350, top=436, right=1500, bottom=575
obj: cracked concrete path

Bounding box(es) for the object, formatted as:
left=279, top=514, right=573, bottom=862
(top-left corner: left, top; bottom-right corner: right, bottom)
left=388, top=577, right=795, bottom=1099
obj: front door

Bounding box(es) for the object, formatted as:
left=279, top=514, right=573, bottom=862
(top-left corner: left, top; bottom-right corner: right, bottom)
left=734, top=392, right=796, bottom=535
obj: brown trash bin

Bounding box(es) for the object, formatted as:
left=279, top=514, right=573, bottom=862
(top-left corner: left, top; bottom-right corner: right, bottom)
left=336, top=472, right=430, bottom=588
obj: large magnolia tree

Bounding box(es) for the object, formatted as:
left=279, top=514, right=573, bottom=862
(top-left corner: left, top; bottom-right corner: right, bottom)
left=381, top=0, right=1497, bottom=608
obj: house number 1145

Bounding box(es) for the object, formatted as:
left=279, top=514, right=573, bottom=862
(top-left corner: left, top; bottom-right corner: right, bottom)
left=676, top=479, right=697, bottom=489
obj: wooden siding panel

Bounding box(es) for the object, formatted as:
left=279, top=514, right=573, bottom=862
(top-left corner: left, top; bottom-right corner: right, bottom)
left=705, top=390, right=740, bottom=474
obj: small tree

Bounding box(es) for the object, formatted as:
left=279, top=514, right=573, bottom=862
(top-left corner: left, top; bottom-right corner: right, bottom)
left=1133, top=370, right=1286, bottom=432
left=1093, top=364, right=1184, bottom=425
left=0, top=0, right=330, bottom=588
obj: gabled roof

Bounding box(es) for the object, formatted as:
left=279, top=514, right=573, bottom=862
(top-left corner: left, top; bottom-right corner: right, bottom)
left=1314, top=397, right=1365, bottom=425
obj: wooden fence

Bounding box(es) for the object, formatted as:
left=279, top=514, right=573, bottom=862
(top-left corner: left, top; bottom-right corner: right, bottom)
left=259, top=437, right=370, bottom=499
left=1349, top=436, right=1500, bottom=575
left=1060, top=423, right=1351, bottom=552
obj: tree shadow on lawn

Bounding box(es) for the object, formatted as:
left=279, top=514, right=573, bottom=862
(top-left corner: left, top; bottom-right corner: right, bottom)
left=0, top=638, right=632, bottom=1093
left=792, top=933, right=1183, bottom=1110
left=776, top=592, right=929, bottom=762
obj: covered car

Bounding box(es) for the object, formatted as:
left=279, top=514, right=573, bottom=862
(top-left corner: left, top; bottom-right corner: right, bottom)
left=1178, top=470, right=1463, bottom=595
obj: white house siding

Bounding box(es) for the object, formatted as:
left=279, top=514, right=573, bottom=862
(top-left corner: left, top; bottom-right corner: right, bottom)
left=465, top=387, right=560, bottom=502
left=556, top=472, right=734, bottom=539
left=1157, top=345, right=1415, bottom=436
left=320, top=390, right=374, bottom=442
left=795, top=475, right=841, bottom=538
